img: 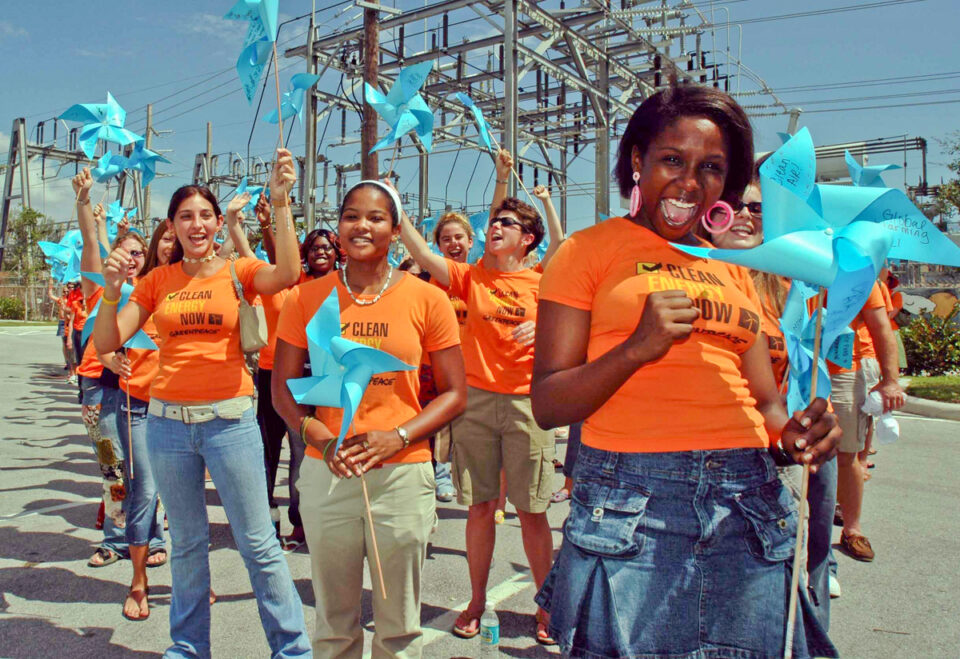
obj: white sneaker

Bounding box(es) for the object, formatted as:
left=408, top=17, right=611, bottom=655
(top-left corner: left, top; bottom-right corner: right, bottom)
left=829, top=575, right=842, bottom=599
left=68, top=375, right=78, bottom=385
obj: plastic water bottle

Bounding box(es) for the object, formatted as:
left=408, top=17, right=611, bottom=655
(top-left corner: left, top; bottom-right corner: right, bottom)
left=479, top=601, right=500, bottom=656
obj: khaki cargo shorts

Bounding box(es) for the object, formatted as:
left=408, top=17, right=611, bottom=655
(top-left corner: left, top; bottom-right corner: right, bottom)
left=451, top=386, right=555, bottom=513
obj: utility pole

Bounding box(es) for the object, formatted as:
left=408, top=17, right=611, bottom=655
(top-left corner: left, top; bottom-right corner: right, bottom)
left=303, top=15, right=318, bottom=230
left=205, top=123, right=213, bottom=187
left=361, top=3, right=379, bottom=179
left=143, top=104, right=153, bottom=221
left=503, top=0, right=518, bottom=196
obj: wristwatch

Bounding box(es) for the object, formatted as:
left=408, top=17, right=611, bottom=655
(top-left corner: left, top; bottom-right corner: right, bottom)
left=395, top=425, right=409, bottom=450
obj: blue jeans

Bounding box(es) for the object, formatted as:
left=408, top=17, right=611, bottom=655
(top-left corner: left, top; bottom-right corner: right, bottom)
left=118, top=394, right=165, bottom=548
left=80, top=377, right=128, bottom=556
left=561, top=422, right=583, bottom=479
left=147, top=405, right=310, bottom=659
left=536, top=445, right=837, bottom=659
left=807, top=456, right=838, bottom=630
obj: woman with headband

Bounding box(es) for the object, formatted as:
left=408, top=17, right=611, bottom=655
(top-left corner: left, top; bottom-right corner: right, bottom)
left=272, top=179, right=466, bottom=657
left=531, top=86, right=840, bottom=658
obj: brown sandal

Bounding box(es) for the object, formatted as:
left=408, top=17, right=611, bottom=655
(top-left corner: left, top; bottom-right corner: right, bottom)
left=535, top=610, right=557, bottom=646
left=122, top=588, right=149, bottom=621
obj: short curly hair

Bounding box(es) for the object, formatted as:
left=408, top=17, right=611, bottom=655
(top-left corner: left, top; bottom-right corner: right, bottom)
left=491, top=197, right=544, bottom=256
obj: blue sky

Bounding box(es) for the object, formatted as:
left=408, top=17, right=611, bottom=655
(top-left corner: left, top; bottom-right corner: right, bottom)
left=1, top=0, right=957, bottom=234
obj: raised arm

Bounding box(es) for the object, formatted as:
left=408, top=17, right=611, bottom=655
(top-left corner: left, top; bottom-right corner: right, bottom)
left=224, top=195, right=256, bottom=259
left=387, top=180, right=450, bottom=286
left=72, top=169, right=100, bottom=299
left=253, top=149, right=301, bottom=295
left=93, top=246, right=151, bottom=354
left=256, top=196, right=277, bottom=264
left=489, top=149, right=512, bottom=219
left=94, top=203, right=110, bottom=255
left=532, top=184, right=564, bottom=268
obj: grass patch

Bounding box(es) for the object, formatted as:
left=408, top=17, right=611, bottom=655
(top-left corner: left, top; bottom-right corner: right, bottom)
left=0, top=320, right=57, bottom=326
left=906, top=375, right=960, bottom=403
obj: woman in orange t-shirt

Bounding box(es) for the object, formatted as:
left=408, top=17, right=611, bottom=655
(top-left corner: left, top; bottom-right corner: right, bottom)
left=93, top=150, right=310, bottom=657
left=399, top=155, right=558, bottom=642
left=271, top=180, right=465, bottom=656
left=530, top=87, right=840, bottom=659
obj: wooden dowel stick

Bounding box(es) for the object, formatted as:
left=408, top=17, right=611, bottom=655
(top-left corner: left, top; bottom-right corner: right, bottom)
left=784, top=287, right=825, bottom=659
left=272, top=42, right=285, bottom=147
left=360, top=472, right=387, bottom=600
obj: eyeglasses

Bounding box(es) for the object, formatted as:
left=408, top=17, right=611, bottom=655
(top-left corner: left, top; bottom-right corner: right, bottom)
left=489, top=216, right=526, bottom=231
left=309, top=243, right=335, bottom=253
left=710, top=200, right=762, bottom=223
left=128, top=250, right=145, bottom=258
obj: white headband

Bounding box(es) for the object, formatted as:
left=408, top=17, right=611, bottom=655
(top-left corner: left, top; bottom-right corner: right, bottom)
left=344, top=180, right=404, bottom=224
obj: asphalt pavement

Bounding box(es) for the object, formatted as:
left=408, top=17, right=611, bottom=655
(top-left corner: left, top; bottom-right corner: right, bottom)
left=0, top=326, right=957, bottom=658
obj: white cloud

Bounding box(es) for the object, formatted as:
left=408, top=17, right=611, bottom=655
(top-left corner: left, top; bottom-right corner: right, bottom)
left=0, top=21, right=27, bottom=39
left=0, top=131, right=9, bottom=156
left=183, top=13, right=248, bottom=42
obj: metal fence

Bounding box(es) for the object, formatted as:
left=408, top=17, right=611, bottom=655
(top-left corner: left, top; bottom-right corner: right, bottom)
left=0, top=274, right=59, bottom=320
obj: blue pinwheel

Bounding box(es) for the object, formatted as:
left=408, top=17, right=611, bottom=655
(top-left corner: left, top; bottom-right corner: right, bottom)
left=225, top=0, right=279, bottom=103
left=845, top=151, right=900, bottom=188
left=672, top=127, right=960, bottom=407
left=365, top=61, right=435, bottom=153
left=255, top=241, right=270, bottom=262
left=466, top=211, right=488, bottom=263
left=104, top=201, right=138, bottom=243
left=127, top=143, right=169, bottom=187
left=233, top=177, right=265, bottom=213
left=455, top=92, right=494, bottom=153
left=286, top=288, right=415, bottom=452
left=265, top=73, right=321, bottom=124
left=39, top=229, right=84, bottom=283
left=91, top=151, right=129, bottom=184
left=79, top=272, right=157, bottom=350
left=59, top=93, right=144, bottom=159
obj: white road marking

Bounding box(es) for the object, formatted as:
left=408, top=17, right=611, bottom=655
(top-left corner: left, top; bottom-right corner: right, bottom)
left=0, top=498, right=99, bottom=520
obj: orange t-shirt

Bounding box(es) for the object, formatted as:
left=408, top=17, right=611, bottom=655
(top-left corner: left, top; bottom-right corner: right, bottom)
left=277, top=272, right=460, bottom=464
left=757, top=277, right=790, bottom=392
left=76, top=289, right=104, bottom=379
left=69, top=290, right=88, bottom=331
left=828, top=282, right=885, bottom=375
left=539, top=217, right=768, bottom=453
left=445, top=259, right=541, bottom=395
left=879, top=281, right=899, bottom=331
left=259, top=271, right=314, bottom=370
left=121, top=316, right=161, bottom=402
left=129, top=257, right=267, bottom=402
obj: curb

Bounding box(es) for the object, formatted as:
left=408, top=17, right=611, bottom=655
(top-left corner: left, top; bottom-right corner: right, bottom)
left=901, top=396, right=960, bottom=422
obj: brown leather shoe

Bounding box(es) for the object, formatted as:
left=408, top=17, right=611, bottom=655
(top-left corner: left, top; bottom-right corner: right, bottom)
left=840, top=531, right=875, bottom=562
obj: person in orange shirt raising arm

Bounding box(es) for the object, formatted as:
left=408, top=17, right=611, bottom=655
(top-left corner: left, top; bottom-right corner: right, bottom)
left=530, top=86, right=840, bottom=658
left=272, top=180, right=466, bottom=657
left=93, top=149, right=310, bottom=658
left=396, top=170, right=557, bottom=644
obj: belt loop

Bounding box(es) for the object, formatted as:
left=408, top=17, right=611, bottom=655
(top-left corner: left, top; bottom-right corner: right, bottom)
left=601, top=451, right=618, bottom=476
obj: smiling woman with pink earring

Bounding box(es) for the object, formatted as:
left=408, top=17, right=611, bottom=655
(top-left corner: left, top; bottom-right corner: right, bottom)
left=530, top=85, right=840, bottom=658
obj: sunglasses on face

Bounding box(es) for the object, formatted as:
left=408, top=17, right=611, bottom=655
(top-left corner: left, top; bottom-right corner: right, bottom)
left=309, top=244, right=335, bottom=253
left=709, top=200, right=762, bottom=223
left=489, top=216, right=526, bottom=231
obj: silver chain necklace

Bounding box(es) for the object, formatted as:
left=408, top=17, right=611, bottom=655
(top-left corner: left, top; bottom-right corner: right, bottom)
left=341, top=261, right=392, bottom=306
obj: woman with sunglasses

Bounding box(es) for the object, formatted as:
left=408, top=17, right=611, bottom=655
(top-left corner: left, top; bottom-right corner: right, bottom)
left=531, top=86, right=840, bottom=658
left=72, top=170, right=157, bottom=573
left=396, top=171, right=557, bottom=645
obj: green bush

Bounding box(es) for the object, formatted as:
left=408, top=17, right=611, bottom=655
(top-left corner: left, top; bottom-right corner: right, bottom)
left=0, top=296, right=25, bottom=320
left=901, top=303, right=960, bottom=375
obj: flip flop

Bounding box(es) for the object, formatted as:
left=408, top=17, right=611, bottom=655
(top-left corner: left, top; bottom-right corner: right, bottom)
left=122, top=589, right=149, bottom=621
left=146, top=548, right=168, bottom=567
left=452, top=609, right=482, bottom=638
left=535, top=610, right=558, bottom=646
left=550, top=488, right=570, bottom=504
left=87, top=547, right=120, bottom=568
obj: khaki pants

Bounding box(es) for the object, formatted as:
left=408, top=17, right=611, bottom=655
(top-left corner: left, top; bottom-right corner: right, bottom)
left=298, top=458, right=436, bottom=658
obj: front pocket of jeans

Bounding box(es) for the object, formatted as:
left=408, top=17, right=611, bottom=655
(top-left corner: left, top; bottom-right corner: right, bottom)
left=564, top=479, right=650, bottom=558
left=733, top=480, right=797, bottom=562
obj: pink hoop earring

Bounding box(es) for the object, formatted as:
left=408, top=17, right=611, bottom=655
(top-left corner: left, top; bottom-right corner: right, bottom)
left=700, top=200, right=734, bottom=234
left=629, top=171, right=642, bottom=217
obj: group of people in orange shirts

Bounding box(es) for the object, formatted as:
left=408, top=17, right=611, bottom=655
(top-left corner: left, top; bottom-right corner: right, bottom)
left=59, top=84, right=908, bottom=659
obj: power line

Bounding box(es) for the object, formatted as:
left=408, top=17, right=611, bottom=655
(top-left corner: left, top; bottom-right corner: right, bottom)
left=708, top=0, right=927, bottom=27
left=800, top=98, right=960, bottom=114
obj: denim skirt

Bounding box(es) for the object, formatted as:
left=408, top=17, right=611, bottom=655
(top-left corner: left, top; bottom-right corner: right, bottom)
left=535, top=444, right=837, bottom=659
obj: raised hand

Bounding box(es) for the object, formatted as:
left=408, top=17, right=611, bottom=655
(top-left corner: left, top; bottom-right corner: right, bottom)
left=226, top=192, right=251, bottom=219
left=102, top=246, right=133, bottom=295
left=495, top=149, right=514, bottom=180
left=533, top=184, right=550, bottom=200
left=72, top=168, right=93, bottom=202
left=269, top=148, right=297, bottom=202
